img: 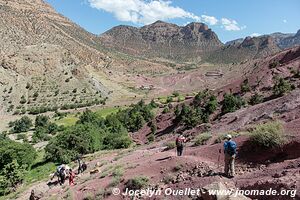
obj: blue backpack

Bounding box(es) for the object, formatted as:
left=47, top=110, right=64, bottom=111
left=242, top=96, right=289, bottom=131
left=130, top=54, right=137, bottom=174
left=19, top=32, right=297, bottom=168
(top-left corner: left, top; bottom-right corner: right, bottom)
left=224, top=141, right=237, bottom=155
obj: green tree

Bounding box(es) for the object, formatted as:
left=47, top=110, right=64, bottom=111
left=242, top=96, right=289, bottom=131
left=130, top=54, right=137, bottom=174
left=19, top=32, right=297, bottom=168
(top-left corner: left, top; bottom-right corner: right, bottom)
left=0, top=160, right=26, bottom=196
left=205, top=95, right=218, bottom=114
left=11, top=116, right=33, bottom=133
left=35, top=115, right=49, bottom=128
left=0, top=139, right=36, bottom=170
left=221, top=93, right=244, bottom=114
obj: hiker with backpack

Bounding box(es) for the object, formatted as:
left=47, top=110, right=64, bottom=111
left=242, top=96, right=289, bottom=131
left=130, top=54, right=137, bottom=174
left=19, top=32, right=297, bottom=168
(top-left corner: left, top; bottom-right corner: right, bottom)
left=69, top=169, right=75, bottom=186
left=59, top=166, right=66, bottom=185
left=223, top=134, right=237, bottom=178
left=176, top=134, right=186, bottom=156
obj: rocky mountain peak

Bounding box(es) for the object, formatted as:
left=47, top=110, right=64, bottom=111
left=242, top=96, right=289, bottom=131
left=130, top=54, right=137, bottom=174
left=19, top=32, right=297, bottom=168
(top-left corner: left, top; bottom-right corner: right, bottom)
left=185, top=22, right=209, bottom=32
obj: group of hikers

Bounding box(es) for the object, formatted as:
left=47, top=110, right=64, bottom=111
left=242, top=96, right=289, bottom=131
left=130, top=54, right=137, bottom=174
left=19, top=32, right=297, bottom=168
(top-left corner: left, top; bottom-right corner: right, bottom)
left=176, top=133, right=236, bottom=178
left=30, top=133, right=236, bottom=199
left=30, top=158, right=88, bottom=199
left=49, top=157, right=87, bottom=186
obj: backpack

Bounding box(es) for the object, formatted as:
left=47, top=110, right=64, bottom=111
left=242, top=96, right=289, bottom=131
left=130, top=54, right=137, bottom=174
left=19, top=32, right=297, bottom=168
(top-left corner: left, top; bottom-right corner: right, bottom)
left=225, top=141, right=237, bottom=155
left=176, top=138, right=184, bottom=147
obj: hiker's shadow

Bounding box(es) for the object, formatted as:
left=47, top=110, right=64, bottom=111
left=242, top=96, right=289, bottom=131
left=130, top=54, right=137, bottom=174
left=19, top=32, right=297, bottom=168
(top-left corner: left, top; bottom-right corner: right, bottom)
left=155, top=156, right=172, bottom=161
left=47, top=180, right=60, bottom=188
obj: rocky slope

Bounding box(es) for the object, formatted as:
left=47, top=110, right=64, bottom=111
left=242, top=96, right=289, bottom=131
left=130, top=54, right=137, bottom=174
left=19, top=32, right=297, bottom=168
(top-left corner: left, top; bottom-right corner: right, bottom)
left=99, top=21, right=223, bottom=61
left=225, top=31, right=300, bottom=50
left=100, top=20, right=294, bottom=63
left=205, top=35, right=282, bottom=63
left=279, top=30, right=300, bottom=49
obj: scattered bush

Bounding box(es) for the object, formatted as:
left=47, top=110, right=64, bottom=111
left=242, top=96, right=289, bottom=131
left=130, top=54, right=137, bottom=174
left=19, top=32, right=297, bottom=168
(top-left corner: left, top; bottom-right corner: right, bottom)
left=214, top=132, right=240, bottom=144
left=273, top=78, right=292, bottom=97
left=124, top=176, right=149, bottom=191
left=269, top=61, right=279, bottom=69
left=165, top=141, right=176, bottom=150
left=16, top=134, right=27, bottom=141
left=20, top=96, right=27, bottom=104
left=162, top=174, right=174, bottom=184
left=194, top=132, right=212, bottom=146
left=166, top=96, right=173, bottom=103
left=162, top=107, right=170, bottom=113
left=249, top=121, right=286, bottom=149
left=241, top=79, right=251, bottom=93
left=172, top=91, right=180, bottom=97
left=147, top=134, right=155, bottom=142
left=249, top=93, right=264, bottom=105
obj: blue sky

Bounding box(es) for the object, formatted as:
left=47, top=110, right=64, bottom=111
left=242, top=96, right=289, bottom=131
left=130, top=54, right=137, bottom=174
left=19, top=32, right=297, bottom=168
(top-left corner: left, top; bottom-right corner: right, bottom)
left=45, top=0, right=300, bottom=42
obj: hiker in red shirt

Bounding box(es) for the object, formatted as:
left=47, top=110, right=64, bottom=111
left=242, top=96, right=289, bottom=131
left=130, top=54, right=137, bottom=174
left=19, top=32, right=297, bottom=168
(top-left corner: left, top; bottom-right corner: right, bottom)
left=69, top=169, right=75, bottom=186
left=176, top=134, right=186, bottom=156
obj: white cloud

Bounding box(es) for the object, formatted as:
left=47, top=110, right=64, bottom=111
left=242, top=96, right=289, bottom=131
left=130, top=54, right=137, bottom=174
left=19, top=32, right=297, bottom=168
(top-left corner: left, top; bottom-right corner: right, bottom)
left=201, top=15, right=218, bottom=25
left=88, top=0, right=200, bottom=25
left=283, top=19, right=287, bottom=23
left=221, top=18, right=245, bottom=31
left=250, top=33, right=261, bottom=37
left=88, top=0, right=245, bottom=30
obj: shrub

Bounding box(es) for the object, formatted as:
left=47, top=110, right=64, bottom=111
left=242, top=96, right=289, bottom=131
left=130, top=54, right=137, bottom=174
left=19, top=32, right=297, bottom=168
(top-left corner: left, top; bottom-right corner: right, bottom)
left=249, top=121, right=286, bottom=149
left=150, top=122, right=157, bottom=134
left=249, top=93, right=264, bottom=105
left=163, top=174, right=174, bottom=184
left=166, top=96, right=173, bottom=103
left=20, top=96, right=27, bottom=104
left=273, top=78, right=291, bottom=97
left=149, top=99, right=158, bottom=108
left=269, top=61, right=279, bottom=69
left=241, top=79, right=251, bottom=93
left=194, top=132, right=212, bottom=146
left=172, top=91, right=180, bottom=97
left=162, top=107, right=170, bottom=113
left=16, top=134, right=27, bottom=141
left=33, top=92, right=39, bottom=98
left=214, top=132, right=240, bottom=144
left=147, top=134, right=155, bottom=142
left=25, top=83, right=31, bottom=89
left=124, top=176, right=149, bottom=191
left=165, top=141, right=176, bottom=150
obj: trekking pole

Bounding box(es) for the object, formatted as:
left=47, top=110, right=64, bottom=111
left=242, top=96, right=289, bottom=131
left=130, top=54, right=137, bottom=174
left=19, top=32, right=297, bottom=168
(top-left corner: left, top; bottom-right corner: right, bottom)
left=217, top=149, right=221, bottom=169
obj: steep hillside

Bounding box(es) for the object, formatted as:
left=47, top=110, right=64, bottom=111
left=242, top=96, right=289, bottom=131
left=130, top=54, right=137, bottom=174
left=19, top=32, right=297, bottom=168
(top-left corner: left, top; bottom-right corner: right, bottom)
left=0, top=0, right=171, bottom=115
